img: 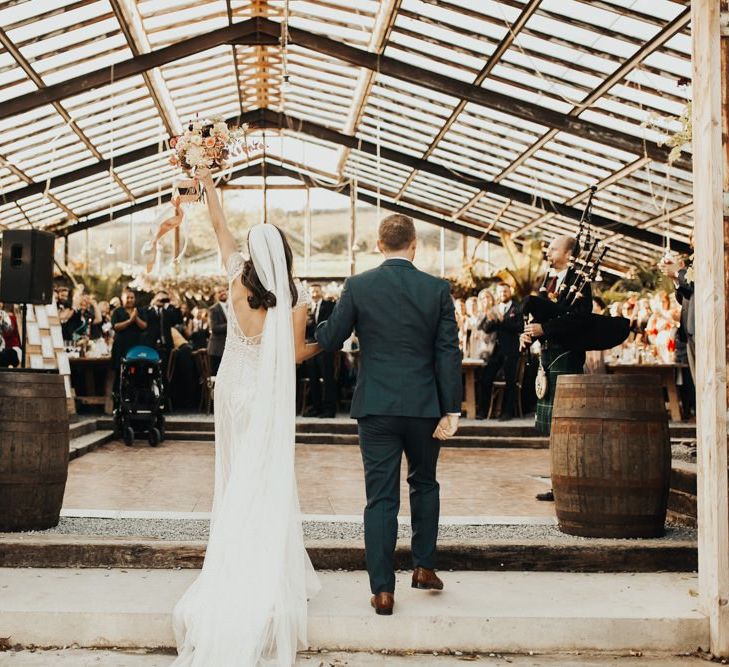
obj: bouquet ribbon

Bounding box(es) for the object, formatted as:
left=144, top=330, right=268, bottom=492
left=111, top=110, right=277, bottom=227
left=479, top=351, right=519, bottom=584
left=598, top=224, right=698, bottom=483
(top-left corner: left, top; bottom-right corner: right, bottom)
left=143, top=179, right=197, bottom=272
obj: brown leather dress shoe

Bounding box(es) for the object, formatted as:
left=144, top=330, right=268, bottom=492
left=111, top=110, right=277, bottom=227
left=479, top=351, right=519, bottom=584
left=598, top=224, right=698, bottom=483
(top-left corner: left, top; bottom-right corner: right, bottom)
left=412, top=567, right=444, bottom=591
left=370, top=592, right=394, bottom=615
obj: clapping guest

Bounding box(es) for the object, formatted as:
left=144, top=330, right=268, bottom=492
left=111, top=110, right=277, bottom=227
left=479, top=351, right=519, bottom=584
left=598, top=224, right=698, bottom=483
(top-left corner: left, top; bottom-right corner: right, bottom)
left=97, top=300, right=114, bottom=342
left=178, top=302, right=193, bottom=339
left=110, top=288, right=148, bottom=370
left=477, top=283, right=522, bottom=421
left=76, top=292, right=103, bottom=340
left=55, top=285, right=76, bottom=342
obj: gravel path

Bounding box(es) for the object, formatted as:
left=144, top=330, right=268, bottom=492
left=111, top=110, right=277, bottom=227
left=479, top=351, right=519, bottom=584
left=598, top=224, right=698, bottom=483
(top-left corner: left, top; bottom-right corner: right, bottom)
left=20, top=517, right=697, bottom=543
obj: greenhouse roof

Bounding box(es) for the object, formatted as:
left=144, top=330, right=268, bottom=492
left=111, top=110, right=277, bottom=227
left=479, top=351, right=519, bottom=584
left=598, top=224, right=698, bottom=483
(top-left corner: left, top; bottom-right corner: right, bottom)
left=0, top=0, right=694, bottom=273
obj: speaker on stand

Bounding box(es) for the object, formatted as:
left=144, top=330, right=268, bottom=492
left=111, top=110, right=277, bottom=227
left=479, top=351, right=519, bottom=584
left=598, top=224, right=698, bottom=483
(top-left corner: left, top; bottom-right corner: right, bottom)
left=0, top=229, right=56, bottom=368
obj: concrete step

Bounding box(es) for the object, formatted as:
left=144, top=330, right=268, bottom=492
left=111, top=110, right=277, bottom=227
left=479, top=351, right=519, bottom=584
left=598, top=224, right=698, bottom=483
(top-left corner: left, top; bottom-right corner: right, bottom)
left=68, top=418, right=98, bottom=440
left=0, top=649, right=708, bottom=666
left=68, top=430, right=114, bottom=461
left=0, top=568, right=708, bottom=653
left=157, top=430, right=552, bottom=448
left=0, top=534, right=697, bottom=572
left=96, top=417, right=695, bottom=438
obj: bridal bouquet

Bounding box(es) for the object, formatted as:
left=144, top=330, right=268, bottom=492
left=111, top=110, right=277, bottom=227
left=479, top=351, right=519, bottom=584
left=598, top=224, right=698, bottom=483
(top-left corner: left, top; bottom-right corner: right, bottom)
left=169, top=115, right=249, bottom=173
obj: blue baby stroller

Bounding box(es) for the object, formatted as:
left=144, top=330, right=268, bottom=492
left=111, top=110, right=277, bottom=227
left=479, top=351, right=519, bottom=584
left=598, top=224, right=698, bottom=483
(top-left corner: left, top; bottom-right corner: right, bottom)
left=113, top=345, right=165, bottom=447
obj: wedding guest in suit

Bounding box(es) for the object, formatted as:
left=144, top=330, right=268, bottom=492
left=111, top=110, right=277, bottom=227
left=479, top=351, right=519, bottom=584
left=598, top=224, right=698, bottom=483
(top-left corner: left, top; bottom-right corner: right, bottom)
left=207, top=285, right=228, bottom=376
left=303, top=283, right=337, bottom=417
left=477, top=283, right=522, bottom=421
left=143, top=290, right=181, bottom=380
left=659, top=236, right=695, bottom=380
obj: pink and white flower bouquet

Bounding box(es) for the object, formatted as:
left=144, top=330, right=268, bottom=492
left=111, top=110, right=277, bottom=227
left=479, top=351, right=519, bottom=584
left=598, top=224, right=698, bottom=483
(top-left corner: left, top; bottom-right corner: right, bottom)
left=169, top=115, right=253, bottom=173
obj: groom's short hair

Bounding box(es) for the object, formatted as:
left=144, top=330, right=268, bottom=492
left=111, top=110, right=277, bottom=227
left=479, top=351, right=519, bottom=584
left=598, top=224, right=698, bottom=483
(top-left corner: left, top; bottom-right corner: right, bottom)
left=379, top=214, right=416, bottom=251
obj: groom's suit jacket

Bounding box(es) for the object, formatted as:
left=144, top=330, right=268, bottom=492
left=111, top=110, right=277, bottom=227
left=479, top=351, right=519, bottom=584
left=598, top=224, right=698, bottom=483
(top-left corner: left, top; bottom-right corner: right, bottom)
left=315, top=258, right=462, bottom=419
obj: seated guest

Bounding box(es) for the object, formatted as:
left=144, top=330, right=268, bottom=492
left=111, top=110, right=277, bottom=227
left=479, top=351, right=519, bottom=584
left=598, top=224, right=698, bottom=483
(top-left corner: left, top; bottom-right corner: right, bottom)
left=303, top=283, right=337, bottom=417
left=477, top=283, right=522, bottom=421
left=111, top=289, right=148, bottom=371
left=0, top=303, right=19, bottom=367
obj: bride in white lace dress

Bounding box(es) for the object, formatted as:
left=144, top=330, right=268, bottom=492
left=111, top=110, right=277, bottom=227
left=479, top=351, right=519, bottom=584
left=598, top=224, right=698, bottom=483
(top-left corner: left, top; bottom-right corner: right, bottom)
left=172, top=170, right=321, bottom=666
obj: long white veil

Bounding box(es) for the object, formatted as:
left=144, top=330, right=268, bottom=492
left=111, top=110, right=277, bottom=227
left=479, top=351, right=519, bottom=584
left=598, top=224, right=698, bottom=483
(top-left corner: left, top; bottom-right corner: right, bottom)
left=173, top=224, right=318, bottom=666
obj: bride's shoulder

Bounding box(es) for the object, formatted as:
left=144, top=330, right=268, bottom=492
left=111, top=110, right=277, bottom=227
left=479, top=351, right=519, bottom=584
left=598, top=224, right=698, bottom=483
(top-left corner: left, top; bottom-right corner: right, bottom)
left=294, top=280, right=311, bottom=310
left=225, top=251, right=245, bottom=281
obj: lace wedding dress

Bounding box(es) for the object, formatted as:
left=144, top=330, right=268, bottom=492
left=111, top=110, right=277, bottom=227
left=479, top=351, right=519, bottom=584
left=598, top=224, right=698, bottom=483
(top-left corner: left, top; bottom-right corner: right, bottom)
left=172, top=225, right=320, bottom=666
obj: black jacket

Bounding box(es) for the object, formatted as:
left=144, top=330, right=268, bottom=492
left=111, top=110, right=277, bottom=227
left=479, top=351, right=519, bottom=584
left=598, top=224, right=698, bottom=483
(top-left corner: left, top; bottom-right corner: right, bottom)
left=479, top=302, right=523, bottom=357
left=306, top=299, right=335, bottom=341
left=142, top=304, right=181, bottom=349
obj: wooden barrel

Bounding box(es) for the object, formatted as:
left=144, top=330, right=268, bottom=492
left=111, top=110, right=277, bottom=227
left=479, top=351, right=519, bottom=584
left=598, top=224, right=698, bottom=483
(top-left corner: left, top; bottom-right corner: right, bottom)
left=0, top=370, right=69, bottom=531
left=551, top=374, right=671, bottom=538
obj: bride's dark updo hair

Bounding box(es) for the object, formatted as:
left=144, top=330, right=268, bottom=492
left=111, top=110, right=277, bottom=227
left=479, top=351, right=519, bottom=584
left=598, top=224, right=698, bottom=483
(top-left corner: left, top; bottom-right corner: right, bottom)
left=241, top=225, right=298, bottom=310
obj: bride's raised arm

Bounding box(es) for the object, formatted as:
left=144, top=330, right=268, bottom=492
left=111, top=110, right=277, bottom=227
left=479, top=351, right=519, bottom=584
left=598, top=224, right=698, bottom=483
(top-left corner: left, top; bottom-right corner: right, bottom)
left=195, top=169, right=237, bottom=267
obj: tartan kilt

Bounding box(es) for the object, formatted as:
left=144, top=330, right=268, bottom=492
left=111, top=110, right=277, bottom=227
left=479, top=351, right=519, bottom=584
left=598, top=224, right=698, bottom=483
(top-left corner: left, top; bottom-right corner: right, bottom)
left=534, top=346, right=585, bottom=436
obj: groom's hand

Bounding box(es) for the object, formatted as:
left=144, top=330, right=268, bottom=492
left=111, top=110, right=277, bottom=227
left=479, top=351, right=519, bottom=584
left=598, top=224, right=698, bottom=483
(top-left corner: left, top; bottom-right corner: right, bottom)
left=433, top=414, right=459, bottom=440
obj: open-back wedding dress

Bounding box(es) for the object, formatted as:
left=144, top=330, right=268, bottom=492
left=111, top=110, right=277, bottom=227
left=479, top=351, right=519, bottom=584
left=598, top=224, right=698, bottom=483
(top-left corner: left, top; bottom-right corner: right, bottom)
left=172, top=224, right=319, bottom=666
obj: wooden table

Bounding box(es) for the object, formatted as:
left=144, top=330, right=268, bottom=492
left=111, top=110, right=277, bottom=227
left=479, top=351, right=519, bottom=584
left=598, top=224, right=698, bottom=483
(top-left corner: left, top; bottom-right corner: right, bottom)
left=461, top=358, right=485, bottom=419
left=69, top=356, right=114, bottom=414
left=605, top=363, right=687, bottom=422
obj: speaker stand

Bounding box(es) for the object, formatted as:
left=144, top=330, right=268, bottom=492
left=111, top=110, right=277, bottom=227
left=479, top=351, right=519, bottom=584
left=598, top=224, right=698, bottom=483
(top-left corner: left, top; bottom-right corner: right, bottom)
left=20, top=303, right=27, bottom=369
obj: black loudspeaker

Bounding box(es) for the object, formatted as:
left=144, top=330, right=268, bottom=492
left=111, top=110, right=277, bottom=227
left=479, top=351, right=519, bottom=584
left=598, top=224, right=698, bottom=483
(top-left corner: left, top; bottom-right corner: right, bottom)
left=0, top=230, right=55, bottom=305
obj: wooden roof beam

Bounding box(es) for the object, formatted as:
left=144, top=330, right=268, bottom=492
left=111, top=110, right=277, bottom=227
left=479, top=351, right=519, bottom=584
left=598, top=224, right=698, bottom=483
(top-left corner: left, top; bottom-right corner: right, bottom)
left=3, top=110, right=264, bottom=206
left=0, top=25, right=134, bottom=213
left=334, top=0, right=402, bottom=177
left=258, top=109, right=689, bottom=253
left=393, top=0, right=543, bottom=201
left=109, top=0, right=182, bottom=137
left=253, top=18, right=688, bottom=170
left=492, top=7, right=692, bottom=187
left=511, top=156, right=653, bottom=238
left=0, top=18, right=263, bottom=120
left=50, top=160, right=266, bottom=235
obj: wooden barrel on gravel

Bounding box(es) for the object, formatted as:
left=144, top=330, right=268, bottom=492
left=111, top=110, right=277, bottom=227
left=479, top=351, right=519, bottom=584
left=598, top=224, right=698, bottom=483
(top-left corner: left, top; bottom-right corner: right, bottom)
left=0, top=370, right=69, bottom=531
left=550, top=374, right=671, bottom=538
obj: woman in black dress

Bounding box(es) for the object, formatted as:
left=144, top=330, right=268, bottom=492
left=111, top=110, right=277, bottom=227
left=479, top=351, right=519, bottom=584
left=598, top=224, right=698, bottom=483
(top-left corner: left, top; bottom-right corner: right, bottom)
left=110, top=289, right=148, bottom=370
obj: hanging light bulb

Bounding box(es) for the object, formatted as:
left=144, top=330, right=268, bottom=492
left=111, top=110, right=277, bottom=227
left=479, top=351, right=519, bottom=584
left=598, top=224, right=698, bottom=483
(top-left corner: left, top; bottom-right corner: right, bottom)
left=105, top=241, right=116, bottom=256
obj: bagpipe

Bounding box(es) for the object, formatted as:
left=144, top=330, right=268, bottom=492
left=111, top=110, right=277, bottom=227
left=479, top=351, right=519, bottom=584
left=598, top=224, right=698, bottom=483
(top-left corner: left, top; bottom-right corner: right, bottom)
left=522, top=186, right=630, bottom=352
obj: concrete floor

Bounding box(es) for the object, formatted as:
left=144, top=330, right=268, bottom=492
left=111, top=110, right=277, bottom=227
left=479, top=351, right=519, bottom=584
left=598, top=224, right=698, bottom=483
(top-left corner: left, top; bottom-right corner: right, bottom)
left=62, top=440, right=554, bottom=517
left=0, top=650, right=710, bottom=666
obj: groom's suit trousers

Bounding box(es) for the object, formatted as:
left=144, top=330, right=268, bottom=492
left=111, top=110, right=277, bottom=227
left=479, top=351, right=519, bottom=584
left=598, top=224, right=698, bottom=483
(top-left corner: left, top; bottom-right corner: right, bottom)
left=358, top=415, right=441, bottom=595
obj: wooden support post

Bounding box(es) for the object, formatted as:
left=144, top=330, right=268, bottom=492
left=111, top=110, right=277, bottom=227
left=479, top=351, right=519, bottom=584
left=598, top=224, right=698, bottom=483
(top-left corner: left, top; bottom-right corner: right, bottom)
left=693, top=0, right=729, bottom=656
left=304, top=187, right=311, bottom=276
left=440, top=227, right=446, bottom=278
left=349, top=184, right=356, bottom=276
left=173, top=225, right=180, bottom=276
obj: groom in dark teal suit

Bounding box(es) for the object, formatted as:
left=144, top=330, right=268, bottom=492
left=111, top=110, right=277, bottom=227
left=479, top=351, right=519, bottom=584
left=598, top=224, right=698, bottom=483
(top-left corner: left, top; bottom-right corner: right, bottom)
left=315, top=214, right=462, bottom=616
